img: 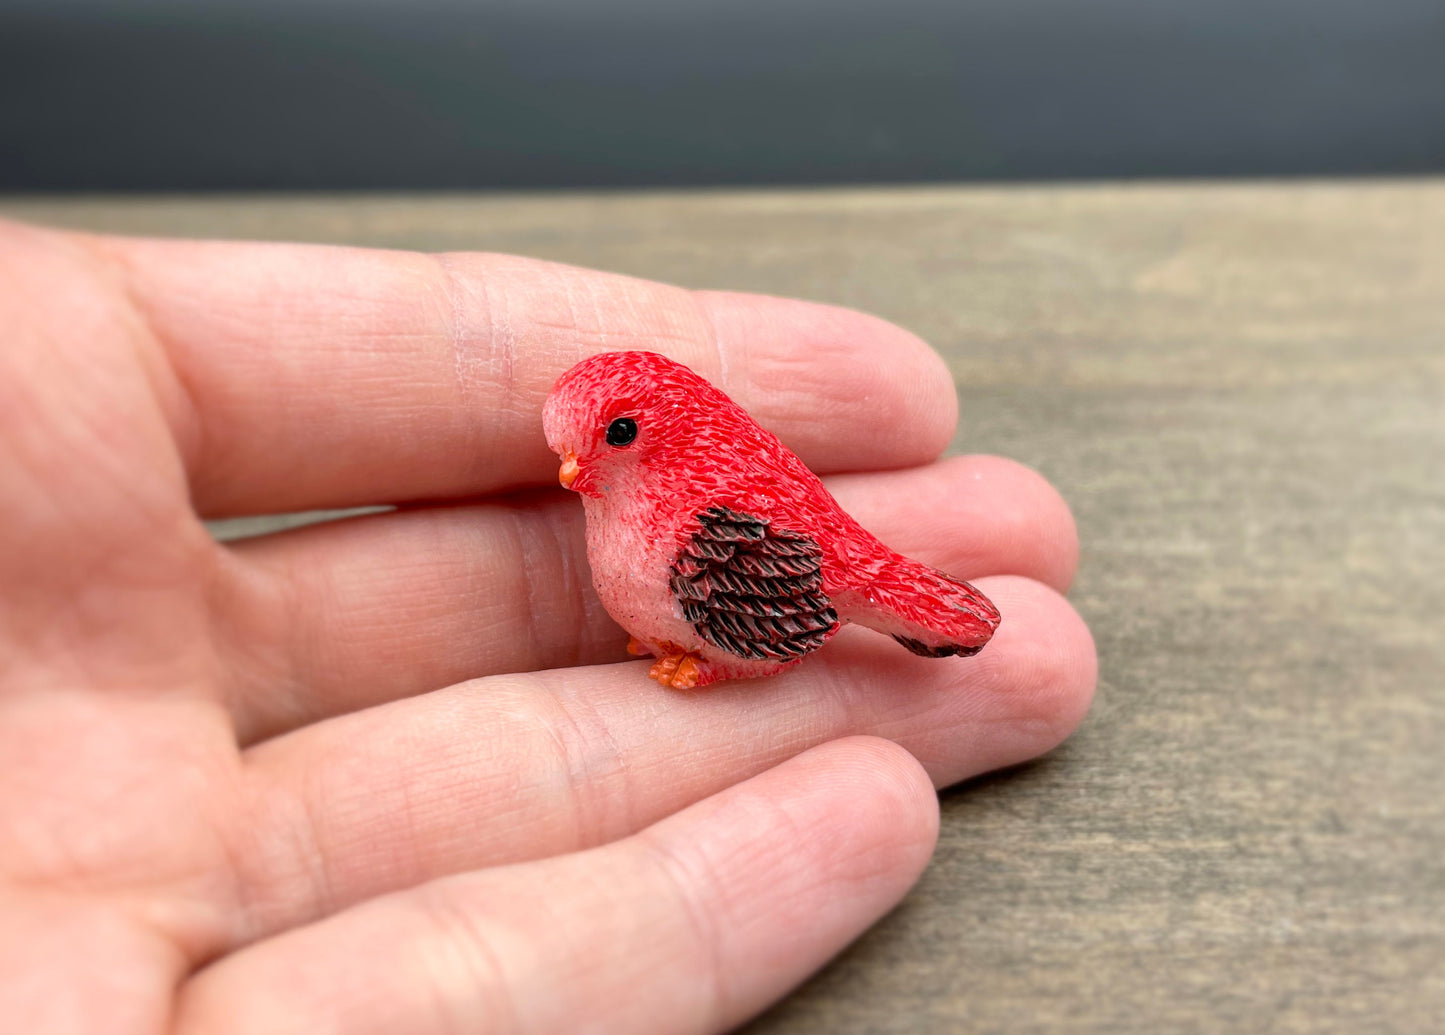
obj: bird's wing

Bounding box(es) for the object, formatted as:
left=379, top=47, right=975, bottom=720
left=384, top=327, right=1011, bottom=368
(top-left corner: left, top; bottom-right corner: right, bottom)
left=668, top=506, right=840, bottom=662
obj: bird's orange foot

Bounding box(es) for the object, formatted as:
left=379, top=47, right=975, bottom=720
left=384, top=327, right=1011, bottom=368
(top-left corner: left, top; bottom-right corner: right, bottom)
left=626, top=636, right=653, bottom=657
left=648, top=651, right=704, bottom=689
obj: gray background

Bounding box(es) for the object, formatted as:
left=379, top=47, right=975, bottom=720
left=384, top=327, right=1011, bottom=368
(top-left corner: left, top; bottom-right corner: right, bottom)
left=4, top=0, right=1445, bottom=190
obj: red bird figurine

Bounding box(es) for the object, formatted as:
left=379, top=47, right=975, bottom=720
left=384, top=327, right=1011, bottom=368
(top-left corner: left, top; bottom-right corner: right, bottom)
left=544, top=351, right=1001, bottom=688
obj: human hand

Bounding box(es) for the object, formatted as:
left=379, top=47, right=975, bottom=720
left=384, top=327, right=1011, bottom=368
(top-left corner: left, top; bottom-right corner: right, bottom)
left=0, top=220, right=1094, bottom=1033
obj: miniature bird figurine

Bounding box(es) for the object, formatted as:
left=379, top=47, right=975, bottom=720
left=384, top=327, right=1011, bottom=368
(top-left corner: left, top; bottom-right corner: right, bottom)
left=543, top=350, right=1001, bottom=688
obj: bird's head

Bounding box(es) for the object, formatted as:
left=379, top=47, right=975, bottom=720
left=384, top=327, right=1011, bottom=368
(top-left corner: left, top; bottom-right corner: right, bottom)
left=543, top=350, right=735, bottom=499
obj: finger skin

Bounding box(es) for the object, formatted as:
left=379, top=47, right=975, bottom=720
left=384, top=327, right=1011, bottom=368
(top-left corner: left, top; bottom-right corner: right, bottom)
left=225, top=576, right=1094, bottom=945
left=180, top=738, right=940, bottom=1035
left=220, top=455, right=1077, bottom=741
left=89, top=236, right=957, bottom=515
left=0, top=890, right=183, bottom=1035
left=0, top=221, right=217, bottom=692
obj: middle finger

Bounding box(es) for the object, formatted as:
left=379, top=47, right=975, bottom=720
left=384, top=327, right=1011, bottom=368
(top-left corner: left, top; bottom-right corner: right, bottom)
left=219, top=454, right=1078, bottom=742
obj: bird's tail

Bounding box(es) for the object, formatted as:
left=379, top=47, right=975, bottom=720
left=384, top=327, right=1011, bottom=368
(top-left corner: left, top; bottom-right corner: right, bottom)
left=840, top=555, right=1001, bottom=657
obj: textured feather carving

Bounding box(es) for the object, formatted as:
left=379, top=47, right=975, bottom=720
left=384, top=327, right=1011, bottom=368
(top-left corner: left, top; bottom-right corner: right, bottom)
left=669, top=506, right=839, bottom=662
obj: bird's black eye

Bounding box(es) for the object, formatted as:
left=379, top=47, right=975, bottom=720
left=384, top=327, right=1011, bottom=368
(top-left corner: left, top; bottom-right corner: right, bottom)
left=605, top=416, right=638, bottom=447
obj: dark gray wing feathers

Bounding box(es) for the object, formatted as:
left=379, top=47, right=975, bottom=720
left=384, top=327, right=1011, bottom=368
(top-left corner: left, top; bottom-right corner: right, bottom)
left=669, top=506, right=839, bottom=662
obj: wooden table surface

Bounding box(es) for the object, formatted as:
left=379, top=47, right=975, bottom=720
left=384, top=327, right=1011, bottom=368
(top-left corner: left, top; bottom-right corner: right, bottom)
left=5, top=182, right=1442, bottom=1033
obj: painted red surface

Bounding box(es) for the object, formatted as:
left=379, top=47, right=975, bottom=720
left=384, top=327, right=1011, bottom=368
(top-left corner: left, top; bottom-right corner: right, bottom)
left=544, top=350, right=999, bottom=687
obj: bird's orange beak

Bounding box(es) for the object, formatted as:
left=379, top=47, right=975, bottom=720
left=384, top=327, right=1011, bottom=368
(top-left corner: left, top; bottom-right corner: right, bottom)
left=558, top=452, right=580, bottom=489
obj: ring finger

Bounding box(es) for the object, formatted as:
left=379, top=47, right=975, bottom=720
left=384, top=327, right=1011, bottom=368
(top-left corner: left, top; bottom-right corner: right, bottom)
left=223, top=573, right=1095, bottom=948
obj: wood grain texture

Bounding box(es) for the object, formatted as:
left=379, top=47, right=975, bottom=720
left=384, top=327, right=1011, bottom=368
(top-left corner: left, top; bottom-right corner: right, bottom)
left=5, top=182, right=1442, bottom=1032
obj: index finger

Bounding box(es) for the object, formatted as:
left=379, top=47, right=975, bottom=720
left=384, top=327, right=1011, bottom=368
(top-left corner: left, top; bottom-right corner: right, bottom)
left=91, top=236, right=959, bottom=516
